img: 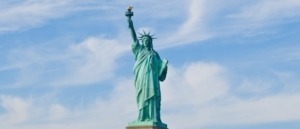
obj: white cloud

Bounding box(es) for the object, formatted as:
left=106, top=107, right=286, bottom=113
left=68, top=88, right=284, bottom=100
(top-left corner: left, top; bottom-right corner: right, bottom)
left=223, top=0, right=300, bottom=37
left=1, top=61, right=300, bottom=129
left=162, top=62, right=229, bottom=108
left=229, top=0, right=300, bottom=23
left=0, top=36, right=128, bottom=87
left=53, top=37, right=128, bottom=86
left=48, top=104, right=68, bottom=120
left=160, top=62, right=230, bottom=128
left=0, top=0, right=71, bottom=32
left=203, top=93, right=300, bottom=126
left=235, top=77, right=274, bottom=95
left=0, top=96, right=32, bottom=123
left=161, top=62, right=300, bottom=129
left=272, top=71, right=300, bottom=92
left=158, top=0, right=300, bottom=47
left=0, top=0, right=107, bottom=32
left=0, top=78, right=136, bottom=129
left=160, top=0, right=212, bottom=48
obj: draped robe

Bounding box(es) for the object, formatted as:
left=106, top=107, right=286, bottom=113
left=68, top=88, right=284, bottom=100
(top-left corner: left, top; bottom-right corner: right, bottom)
left=131, top=41, right=168, bottom=123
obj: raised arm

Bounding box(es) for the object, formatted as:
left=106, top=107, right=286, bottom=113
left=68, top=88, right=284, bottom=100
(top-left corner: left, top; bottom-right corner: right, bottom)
left=128, top=17, right=138, bottom=43
left=125, top=6, right=139, bottom=44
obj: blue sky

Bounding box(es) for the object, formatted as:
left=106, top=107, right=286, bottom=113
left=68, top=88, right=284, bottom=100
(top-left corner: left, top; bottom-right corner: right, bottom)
left=0, top=0, right=300, bottom=129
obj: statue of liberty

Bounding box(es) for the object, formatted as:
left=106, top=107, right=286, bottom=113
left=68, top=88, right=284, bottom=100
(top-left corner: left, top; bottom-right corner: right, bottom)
left=125, top=6, right=168, bottom=129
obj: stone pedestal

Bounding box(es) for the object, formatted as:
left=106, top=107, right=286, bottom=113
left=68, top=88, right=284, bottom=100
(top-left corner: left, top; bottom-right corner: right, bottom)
left=126, top=121, right=168, bottom=129
left=126, top=126, right=168, bottom=129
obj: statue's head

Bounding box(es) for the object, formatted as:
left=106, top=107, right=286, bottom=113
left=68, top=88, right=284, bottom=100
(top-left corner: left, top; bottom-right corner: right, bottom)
left=139, top=31, right=155, bottom=49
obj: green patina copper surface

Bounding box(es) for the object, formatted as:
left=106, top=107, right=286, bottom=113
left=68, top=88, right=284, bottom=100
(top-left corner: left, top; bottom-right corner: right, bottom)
left=125, top=6, right=168, bottom=128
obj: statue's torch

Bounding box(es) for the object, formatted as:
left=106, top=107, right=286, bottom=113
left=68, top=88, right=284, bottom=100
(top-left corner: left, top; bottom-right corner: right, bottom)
left=125, top=6, right=134, bottom=17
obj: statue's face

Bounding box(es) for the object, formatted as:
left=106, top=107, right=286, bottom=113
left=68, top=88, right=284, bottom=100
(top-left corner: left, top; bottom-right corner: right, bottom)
left=142, top=36, right=152, bottom=48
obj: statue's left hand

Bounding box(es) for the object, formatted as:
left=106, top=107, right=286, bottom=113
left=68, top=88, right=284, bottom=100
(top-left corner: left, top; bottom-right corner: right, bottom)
left=163, top=59, right=168, bottom=65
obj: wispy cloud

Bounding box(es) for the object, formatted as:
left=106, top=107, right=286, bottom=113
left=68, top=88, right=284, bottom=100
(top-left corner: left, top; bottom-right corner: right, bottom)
left=0, top=36, right=128, bottom=87
left=159, top=0, right=300, bottom=48
left=53, top=37, right=128, bottom=86
left=0, top=0, right=70, bottom=32
left=222, top=0, right=300, bottom=36
left=0, top=0, right=105, bottom=32
left=160, top=0, right=212, bottom=48
left=229, top=0, right=300, bottom=23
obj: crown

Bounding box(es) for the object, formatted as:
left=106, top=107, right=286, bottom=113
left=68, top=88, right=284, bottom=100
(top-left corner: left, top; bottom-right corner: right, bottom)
left=138, top=30, right=156, bottom=40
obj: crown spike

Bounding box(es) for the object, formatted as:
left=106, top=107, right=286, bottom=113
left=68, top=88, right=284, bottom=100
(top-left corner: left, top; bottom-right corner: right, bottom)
left=137, top=30, right=157, bottom=41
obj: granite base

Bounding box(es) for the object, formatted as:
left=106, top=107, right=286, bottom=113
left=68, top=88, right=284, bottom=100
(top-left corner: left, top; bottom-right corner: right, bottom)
left=126, top=125, right=168, bottom=129
left=126, top=121, right=168, bottom=129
